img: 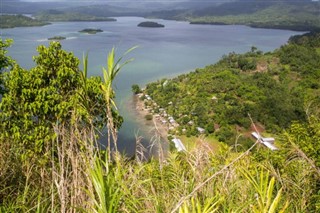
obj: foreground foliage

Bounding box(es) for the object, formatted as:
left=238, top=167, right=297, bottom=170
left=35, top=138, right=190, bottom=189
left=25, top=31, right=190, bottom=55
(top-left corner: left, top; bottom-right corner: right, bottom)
left=0, top=34, right=319, bottom=212
left=1, top=117, right=319, bottom=212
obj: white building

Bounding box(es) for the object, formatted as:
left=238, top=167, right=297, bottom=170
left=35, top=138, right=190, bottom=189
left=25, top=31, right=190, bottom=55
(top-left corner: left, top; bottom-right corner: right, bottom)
left=197, top=127, right=205, bottom=134
left=172, top=138, right=186, bottom=152
left=251, top=132, right=277, bottom=151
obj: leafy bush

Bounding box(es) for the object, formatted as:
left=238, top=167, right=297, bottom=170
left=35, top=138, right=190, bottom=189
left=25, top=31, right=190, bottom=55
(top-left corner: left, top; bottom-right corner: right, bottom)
left=145, top=114, right=153, bottom=120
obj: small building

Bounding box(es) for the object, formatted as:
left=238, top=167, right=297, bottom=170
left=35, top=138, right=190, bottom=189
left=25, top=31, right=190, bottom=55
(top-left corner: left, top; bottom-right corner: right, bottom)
left=251, top=132, right=277, bottom=151
left=172, top=138, right=186, bottom=152
left=211, top=96, right=218, bottom=102
left=197, top=127, right=206, bottom=134
left=162, top=80, right=169, bottom=87
left=188, top=120, right=194, bottom=126
left=161, top=119, right=167, bottom=124
left=169, top=118, right=176, bottom=124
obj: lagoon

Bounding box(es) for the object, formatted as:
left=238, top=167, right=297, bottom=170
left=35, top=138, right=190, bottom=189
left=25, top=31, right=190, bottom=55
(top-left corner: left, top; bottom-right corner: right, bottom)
left=0, top=17, right=305, bottom=156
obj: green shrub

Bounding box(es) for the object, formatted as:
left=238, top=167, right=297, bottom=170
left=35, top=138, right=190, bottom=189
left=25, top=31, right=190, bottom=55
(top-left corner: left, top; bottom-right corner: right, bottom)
left=145, top=114, right=153, bottom=120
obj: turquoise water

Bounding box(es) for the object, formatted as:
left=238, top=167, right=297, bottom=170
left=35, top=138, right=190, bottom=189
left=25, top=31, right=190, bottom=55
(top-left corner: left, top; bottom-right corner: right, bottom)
left=0, top=17, right=304, bottom=155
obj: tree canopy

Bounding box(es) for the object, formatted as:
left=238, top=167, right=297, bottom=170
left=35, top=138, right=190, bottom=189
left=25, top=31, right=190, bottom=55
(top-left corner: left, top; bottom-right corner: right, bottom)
left=0, top=39, right=14, bottom=95
left=0, top=41, right=122, bottom=162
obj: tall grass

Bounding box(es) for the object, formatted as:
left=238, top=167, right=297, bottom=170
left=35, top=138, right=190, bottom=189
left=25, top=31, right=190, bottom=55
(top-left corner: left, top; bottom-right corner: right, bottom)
left=1, top=123, right=319, bottom=212
left=1, top=47, right=319, bottom=212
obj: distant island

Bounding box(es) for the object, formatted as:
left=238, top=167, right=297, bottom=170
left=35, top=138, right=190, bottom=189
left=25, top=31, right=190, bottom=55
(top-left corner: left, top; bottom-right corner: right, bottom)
left=79, top=28, right=103, bottom=34
left=137, top=21, right=165, bottom=28
left=149, top=1, right=320, bottom=31
left=35, top=10, right=117, bottom=22
left=0, top=15, right=49, bottom=29
left=48, top=36, right=66, bottom=41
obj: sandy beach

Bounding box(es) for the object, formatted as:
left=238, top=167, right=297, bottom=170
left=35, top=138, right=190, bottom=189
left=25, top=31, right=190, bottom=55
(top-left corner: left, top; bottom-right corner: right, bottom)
left=131, top=94, right=170, bottom=157
left=133, top=95, right=169, bottom=142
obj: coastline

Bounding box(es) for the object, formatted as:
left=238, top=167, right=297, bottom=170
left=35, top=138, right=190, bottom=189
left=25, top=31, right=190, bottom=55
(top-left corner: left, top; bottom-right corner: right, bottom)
left=132, top=94, right=170, bottom=158
left=133, top=94, right=169, bottom=143
left=131, top=93, right=217, bottom=153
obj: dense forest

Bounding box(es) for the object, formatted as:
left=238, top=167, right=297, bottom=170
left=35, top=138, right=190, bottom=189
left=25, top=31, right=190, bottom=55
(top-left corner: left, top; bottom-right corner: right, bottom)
left=35, top=10, right=116, bottom=22
left=150, top=1, right=320, bottom=31
left=0, top=15, right=49, bottom=29
left=0, top=13, right=115, bottom=29
left=1, top=1, right=319, bottom=31
left=0, top=32, right=320, bottom=212
left=145, top=32, right=320, bottom=147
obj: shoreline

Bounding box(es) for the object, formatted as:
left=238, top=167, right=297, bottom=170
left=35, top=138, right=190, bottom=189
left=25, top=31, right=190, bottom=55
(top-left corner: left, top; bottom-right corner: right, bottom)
left=132, top=94, right=170, bottom=158
left=133, top=94, right=169, bottom=143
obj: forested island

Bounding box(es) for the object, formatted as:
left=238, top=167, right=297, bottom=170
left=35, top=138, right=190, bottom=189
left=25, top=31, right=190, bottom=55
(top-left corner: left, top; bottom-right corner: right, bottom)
left=137, top=21, right=165, bottom=28
left=0, top=14, right=49, bottom=28
left=79, top=28, right=103, bottom=34
left=48, top=36, right=66, bottom=40
left=1, top=30, right=320, bottom=212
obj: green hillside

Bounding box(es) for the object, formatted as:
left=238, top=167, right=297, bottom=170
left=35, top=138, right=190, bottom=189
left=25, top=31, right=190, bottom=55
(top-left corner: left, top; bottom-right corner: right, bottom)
left=151, top=1, right=320, bottom=31
left=0, top=15, right=49, bottom=29
left=0, top=33, right=319, bottom=212
left=144, top=32, right=320, bottom=147
left=35, top=10, right=116, bottom=22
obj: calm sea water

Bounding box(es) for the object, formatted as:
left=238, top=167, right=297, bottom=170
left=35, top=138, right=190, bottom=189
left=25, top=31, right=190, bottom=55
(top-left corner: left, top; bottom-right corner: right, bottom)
left=0, top=17, right=304, bottom=156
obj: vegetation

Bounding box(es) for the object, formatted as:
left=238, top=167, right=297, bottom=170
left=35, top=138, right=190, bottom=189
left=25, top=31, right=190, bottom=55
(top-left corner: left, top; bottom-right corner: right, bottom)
left=0, top=41, right=119, bottom=167
left=0, top=40, right=128, bottom=212
left=144, top=32, right=320, bottom=146
left=137, top=21, right=165, bottom=28
left=0, top=33, right=319, bottom=212
left=0, top=39, right=14, bottom=95
left=35, top=10, right=116, bottom=22
left=0, top=15, right=49, bottom=29
left=59, top=4, right=146, bottom=18
left=150, top=1, right=320, bottom=31
left=132, top=84, right=142, bottom=94
left=48, top=36, right=66, bottom=40
left=145, top=114, right=153, bottom=120
left=79, top=28, right=103, bottom=34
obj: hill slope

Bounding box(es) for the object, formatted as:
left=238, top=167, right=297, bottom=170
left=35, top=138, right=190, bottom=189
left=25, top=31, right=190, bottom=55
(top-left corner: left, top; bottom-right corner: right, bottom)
left=144, top=32, right=320, bottom=146
left=0, top=15, right=49, bottom=28
left=150, top=0, right=320, bottom=31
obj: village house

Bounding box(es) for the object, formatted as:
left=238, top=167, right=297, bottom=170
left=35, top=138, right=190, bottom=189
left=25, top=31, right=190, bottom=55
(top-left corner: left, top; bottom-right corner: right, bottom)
left=197, top=127, right=205, bottom=134
left=251, top=132, right=277, bottom=151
